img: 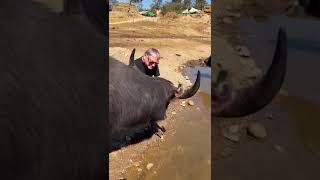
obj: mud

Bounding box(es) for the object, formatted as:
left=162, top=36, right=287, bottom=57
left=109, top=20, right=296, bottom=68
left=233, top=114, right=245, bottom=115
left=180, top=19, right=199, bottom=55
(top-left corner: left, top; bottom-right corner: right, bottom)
left=213, top=0, right=320, bottom=179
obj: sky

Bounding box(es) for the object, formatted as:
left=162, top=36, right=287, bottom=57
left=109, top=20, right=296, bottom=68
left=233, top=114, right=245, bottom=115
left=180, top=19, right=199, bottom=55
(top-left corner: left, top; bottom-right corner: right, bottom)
left=117, top=0, right=212, bottom=9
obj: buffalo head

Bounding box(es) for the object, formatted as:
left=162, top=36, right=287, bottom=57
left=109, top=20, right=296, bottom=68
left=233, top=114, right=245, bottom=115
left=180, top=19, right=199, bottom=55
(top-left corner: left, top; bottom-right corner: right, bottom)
left=212, top=27, right=287, bottom=117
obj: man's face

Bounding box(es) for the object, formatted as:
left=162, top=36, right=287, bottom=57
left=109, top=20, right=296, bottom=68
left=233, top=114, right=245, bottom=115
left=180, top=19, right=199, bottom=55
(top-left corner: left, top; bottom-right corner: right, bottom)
left=144, top=54, right=159, bottom=70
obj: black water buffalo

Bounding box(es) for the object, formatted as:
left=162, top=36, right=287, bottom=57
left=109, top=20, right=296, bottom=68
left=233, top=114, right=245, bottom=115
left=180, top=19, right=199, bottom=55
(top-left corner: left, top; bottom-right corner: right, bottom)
left=0, top=0, right=106, bottom=179
left=212, top=27, right=287, bottom=117
left=109, top=55, right=201, bottom=143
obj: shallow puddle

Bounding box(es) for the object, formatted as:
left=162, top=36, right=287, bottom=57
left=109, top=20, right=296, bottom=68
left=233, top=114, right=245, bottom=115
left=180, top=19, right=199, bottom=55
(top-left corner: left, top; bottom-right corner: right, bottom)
left=184, top=65, right=211, bottom=95
left=123, top=92, right=211, bottom=180
left=278, top=94, right=320, bottom=152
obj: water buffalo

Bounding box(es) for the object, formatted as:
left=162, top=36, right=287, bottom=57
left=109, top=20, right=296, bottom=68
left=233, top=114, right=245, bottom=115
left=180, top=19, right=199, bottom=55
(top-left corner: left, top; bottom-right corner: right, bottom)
left=212, top=27, right=287, bottom=117
left=109, top=55, right=201, bottom=144
left=0, top=0, right=106, bottom=179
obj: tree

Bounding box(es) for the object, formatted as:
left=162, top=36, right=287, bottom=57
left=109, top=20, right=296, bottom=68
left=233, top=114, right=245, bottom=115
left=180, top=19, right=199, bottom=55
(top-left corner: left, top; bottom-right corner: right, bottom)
left=183, top=0, right=192, bottom=8
left=128, top=0, right=143, bottom=12
left=195, top=0, right=207, bottom=9
left=111, top=0, right=119, bottom=6
left=151, top=0, right=162, bottom=9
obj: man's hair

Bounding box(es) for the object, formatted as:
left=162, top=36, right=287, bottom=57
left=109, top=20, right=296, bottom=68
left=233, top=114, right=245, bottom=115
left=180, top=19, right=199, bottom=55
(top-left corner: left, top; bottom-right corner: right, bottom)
left=144, top=48, right=160, bottom=58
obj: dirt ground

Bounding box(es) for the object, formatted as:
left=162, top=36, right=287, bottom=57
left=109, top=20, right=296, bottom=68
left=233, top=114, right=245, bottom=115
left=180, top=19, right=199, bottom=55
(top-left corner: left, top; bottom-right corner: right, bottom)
left=213, top=0, right=320, bottom=180
left=109, top=11, right=211, bottom=180
left=109, top=11, right=211, bottom=87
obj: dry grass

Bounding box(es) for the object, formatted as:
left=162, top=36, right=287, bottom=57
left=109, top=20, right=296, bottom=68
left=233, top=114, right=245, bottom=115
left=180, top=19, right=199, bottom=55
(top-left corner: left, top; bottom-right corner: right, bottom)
left=109, top=11, right=143, bottom=24
left=163, top=12, right=179, bottom=19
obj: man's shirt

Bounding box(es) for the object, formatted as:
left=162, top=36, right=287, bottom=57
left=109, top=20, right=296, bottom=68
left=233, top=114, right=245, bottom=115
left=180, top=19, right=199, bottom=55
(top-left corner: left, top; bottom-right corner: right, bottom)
left=134, top=57, right=160, bottom=77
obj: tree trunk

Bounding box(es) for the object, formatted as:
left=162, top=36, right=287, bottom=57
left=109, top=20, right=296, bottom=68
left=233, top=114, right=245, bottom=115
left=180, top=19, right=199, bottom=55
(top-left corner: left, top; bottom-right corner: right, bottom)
left=128, top=0, right=132, bottom=13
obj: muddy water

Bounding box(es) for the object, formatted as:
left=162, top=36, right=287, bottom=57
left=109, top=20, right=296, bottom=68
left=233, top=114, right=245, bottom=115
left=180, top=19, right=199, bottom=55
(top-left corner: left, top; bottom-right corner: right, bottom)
left=278, top=94, right=320, bottom=152
left=122, top=68, right=211, bottom=180
left=185, top=66, right=212, bottom=95
left=236, top=15, right=320, bottom=152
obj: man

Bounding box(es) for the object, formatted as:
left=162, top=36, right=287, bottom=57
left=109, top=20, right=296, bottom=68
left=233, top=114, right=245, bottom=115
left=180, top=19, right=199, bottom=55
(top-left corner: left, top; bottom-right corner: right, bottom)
left=134, top=48, right=160, bottom=77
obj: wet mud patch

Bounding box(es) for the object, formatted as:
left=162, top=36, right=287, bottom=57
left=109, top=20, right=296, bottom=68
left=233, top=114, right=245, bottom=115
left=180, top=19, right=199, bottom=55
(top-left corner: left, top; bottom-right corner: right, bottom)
left=181, top=58, right=209, bottom=68
left=109, top=91, right=211, bottom=180
left=184, top=66, right=211, bottom=95
left=178, top=58, right=211, bottom=96
left=278, top=95, right=320, bottom=154
left=121, top=92, right=211, bottom=180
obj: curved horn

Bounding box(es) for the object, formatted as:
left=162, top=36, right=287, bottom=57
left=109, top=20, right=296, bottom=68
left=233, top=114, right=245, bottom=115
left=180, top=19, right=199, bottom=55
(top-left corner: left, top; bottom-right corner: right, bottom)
left=205, top=56, right=211, bottom=67
left=129, top=48, right=136, bottom=66
left=178, top=71, right=201, bottom=99
left=213, top=27, right=287, bottom=117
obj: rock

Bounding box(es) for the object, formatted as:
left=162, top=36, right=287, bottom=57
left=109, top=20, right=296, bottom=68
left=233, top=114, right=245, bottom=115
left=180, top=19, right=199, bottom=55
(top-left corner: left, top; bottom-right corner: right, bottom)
left=247, top=122, right=267, bottom=139
left=160, top=135, right=164, bottom=140
left=267, top=114, right=273, bottom=120
left=109, top=152, right=117, bottom=158
left=236, top=45, right=251, bottom=57
left=226, top=12, right=241, bottom=18
left=176, top=53, right=181, bottom=56
left=177, top=145, right=184, bottom=153
left=273, top=145, right=285, bottom=152
left=222, top=17, right=233, bottom=24
left=223, top=124, right=242, bottom=142
left=117, top=178, right=127, bottom=180
left=185, top=76, right=189, bottom=80
left=223, top=132, right=240, bottom=142
left=180, top=101, right=186, bottom=107
left=188, top=100, right=195, bottom=106
left=134, top=162, right=140, bottom=167
left=220, top=151, right=229, bottom=158
left=137, top=168, right=142, bottom=172
left=186, top=81, right=192, bottom=86
left=228, top=124, right=240, bottom=134
left=146, top=163, right=154, bottom=170
left=172, top=111, right=177, bottom=115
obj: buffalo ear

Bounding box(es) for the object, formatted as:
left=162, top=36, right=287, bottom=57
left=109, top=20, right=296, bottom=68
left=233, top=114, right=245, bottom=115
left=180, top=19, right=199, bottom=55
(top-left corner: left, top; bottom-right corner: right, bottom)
left=175, top=84, right=184, bottom=97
